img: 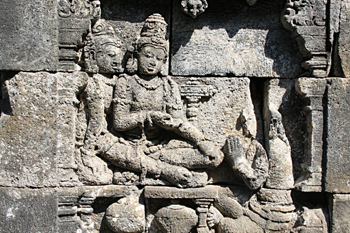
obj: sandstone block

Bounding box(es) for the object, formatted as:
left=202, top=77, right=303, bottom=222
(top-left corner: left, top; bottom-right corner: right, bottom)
left=0, top=0, right=58, bottom=71
left=325, top=78, right=350, bottom=193
left=0, top=72, right=58, bottom=187
left=0, top=188, right=58, bottom=233
left=171, top=0, right=302, bottom=77
left=330, top=194, right=350, bottom=233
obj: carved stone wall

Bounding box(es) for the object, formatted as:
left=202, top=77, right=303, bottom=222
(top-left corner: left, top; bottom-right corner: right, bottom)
left=0, top=0, right=350, bottom=232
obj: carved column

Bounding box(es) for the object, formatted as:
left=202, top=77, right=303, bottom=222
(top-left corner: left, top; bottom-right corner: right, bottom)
left=295, top=78, right=327, bottom=192
left=281, top=0, right=328, bottom=77
left=193, top=198, right=215, bottom=233
left=58, top=0, right=101, bottom=72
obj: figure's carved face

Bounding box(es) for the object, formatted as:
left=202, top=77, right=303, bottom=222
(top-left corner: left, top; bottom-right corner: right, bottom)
left=96, top=44, right=124, bottom=73
left=187, top=0, right=204, bottom=16
left=138, top=46, right=166, bottom=76
left=181, top=0, right=207, bottom=18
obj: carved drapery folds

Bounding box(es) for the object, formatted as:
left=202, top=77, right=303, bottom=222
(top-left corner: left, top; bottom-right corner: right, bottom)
left=281, top=0, right=328, bottom=77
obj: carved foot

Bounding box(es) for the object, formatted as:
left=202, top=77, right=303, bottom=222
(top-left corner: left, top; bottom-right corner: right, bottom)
left=161, top=164, right=193, bottom=188
left=198, top=141, right=224, bottom=167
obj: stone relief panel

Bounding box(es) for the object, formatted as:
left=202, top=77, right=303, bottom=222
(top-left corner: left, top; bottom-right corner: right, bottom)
left=1, top=0, right=343, bottom=232
left=76, top=14, right=226, bottom=188
left=46, top=10, right=329, bottom=232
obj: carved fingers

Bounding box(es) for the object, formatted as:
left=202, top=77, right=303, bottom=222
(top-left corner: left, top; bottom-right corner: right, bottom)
left=149, top=111, right=183, bottom=129
left=225, top=135, right=245, bottom=168
left=207, top=206, right=223, bottom=228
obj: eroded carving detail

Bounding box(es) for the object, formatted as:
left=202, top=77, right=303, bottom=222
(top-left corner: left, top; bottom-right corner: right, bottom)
left=58, top=0, right=101, bottom=72
left=180, top=79, right=216, bottom=120
left=181, top=0, right=208, bottom=18
left=83, top=19, right=124, bottom=74
left=281, top=0, right=328, bottom=77
left=180, top=0, right=258, bottom=18
left=58, top=0, right=101, bottom=18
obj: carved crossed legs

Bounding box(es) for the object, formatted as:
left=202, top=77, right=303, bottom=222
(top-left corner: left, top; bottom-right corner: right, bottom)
left=97, top=136, right=194, bottom=188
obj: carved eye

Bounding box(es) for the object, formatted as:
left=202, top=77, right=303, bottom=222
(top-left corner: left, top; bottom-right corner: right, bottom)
left=144, top=52, right=153, bottom=58
left=108, top=52, right=116, bottom=57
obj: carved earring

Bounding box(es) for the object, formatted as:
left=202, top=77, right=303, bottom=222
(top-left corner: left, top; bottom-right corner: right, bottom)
left=85, top=50, right=98, bottom=73
left=160, top=64, right=168, bottom=76
left=126, top=55, right=138, bottom=75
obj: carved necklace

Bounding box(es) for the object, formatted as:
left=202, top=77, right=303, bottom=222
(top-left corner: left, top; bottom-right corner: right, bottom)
left=134, top=75, right=162, bottom=90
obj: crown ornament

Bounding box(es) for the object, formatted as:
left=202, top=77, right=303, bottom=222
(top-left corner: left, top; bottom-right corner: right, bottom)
left=135, top=13, right=169, bottom=53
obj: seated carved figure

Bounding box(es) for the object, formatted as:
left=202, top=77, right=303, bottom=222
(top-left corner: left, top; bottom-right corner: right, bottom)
left=90, top=14, right=224, bottom=187
left=207, top=109, right=297, bottom=232
left=77, top=18, right=125, bottom=185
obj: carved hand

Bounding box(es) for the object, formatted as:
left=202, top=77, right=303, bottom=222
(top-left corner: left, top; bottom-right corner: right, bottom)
left=149, top=111, right=183, bottom=129
left=226, top=135, right=245, bottom=168
left=207, top=206, right=223, bottom=228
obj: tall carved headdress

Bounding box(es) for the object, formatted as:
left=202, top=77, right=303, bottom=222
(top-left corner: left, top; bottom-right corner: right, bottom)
left=135, top=13, right=169, bottom=54
left=127, top=13, right=169, bottom=74
left=83, top=19, right=122, bottom=73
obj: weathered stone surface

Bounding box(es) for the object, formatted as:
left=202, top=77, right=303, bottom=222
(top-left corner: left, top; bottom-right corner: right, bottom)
left=295, top=78, right=327, bottom=192
left=325, top=78, right=350, bottom=193
left=0, top=188, right=58, bottom=233
left=0, top=72, right=90, bottom=187
left=145, top=186, right=218, bottom=199
left=105, top=195, right=145, bottom=233
left=0, top=0, right=58, bottom=71
left=330, top=194, right=350, bottom=233
left=282, top=0, right=328, bottom=77
left=0, top=72, right=58, bottom=187
left=171, top=0, right=302, bottom=77
left=263, top=79, right=295, bottom=190
left=338, top=0, right=350, bottom=77
left=0, top=1, right=344, bottom=232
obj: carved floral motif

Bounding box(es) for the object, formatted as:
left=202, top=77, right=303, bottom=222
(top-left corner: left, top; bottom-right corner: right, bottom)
left=58, top=0, right=101, bottom=18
